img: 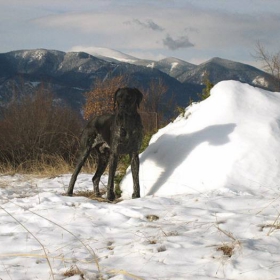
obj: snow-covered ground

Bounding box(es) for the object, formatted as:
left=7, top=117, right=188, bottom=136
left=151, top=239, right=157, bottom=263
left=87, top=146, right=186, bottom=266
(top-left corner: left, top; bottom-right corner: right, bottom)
left=1, top=81, right=280, bottom=279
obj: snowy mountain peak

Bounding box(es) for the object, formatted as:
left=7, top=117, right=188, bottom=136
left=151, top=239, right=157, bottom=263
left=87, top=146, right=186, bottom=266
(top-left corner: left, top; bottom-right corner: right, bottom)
left=159, top=56, right=194, bottom=65
left=9, top=49, right=65, bottom=60
left=179, top=56, right=274, bottom=88
left=204, top=57, right=253, bottom=69
left=70, top=46, right=140, bottom=63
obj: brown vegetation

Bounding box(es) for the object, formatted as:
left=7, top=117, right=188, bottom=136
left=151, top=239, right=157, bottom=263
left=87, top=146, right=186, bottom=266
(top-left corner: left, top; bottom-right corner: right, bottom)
left=0, top=75, right=175, bottom=174
left=84, top=75, right=170, bottom=133
left=254, top=41, right=280, bottom=90
left=0, top=88, right=82, bottom=173
left=83, top=76, right=128, bottom=120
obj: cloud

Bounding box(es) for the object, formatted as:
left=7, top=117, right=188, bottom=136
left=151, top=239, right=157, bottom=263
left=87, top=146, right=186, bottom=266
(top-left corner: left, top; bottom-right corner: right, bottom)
left=184, top=27, right=199, bottom=33
left=125, top=19, right=164, bottom=32
left=163, top=35, right=194, bottom=50
left=1, top=0, right=280, bottom=66
left=30, top=4, right=280, bottom=53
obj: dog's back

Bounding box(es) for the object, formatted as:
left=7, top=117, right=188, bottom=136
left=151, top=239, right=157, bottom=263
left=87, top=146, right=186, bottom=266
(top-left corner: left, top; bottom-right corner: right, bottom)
left=81, top=114, right=114, bottom=149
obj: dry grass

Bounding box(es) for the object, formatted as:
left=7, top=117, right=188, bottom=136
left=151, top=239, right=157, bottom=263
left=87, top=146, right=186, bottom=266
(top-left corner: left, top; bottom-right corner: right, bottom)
left=0, top=154, right=97, bottom=177
left=63, top=265, right=84, bottom=278
left=4, top=199, right=102, bottom=277
left=146, top=214, right=159, bottom=222
left=217, top=244, right=234, bottom=258
left=65, top=190, right=122, bottom=204
left=0, top=204, right=55, bottom=279
left=260, top=220, right=280, bottom=236
left=214, top=221, right=242, bottom=259
left=0, top=157, right=69, bottom=177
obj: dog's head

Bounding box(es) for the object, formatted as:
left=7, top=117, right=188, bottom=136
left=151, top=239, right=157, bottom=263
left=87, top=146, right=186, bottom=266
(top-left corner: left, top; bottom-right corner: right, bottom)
left=114, top=88, right=143, bottom=114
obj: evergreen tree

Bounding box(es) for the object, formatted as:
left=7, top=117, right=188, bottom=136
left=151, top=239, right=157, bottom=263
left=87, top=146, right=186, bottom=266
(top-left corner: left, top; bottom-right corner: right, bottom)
left=198, top=72, right=214, bottom=100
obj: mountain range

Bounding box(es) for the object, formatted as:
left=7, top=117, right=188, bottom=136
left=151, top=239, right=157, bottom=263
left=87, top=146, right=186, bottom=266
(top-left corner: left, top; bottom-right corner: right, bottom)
left=0, top=48, right=276, bottom=114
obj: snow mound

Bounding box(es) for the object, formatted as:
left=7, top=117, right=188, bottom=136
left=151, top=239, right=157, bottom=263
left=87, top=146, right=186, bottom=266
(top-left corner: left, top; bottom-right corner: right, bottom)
left=121, top=80, right=280, bottom=198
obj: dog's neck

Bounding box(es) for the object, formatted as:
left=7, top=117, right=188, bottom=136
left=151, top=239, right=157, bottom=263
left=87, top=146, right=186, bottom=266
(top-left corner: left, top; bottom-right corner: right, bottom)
left=115, top=110, right=140, bottom=129
left=116, top=107, right=139, bottom=116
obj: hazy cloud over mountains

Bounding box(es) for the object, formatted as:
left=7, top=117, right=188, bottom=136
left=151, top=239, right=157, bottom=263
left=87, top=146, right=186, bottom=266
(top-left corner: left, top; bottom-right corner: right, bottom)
left=1, top=0, right=280, bottom=67
left=125, top=19, right=165, bottom=32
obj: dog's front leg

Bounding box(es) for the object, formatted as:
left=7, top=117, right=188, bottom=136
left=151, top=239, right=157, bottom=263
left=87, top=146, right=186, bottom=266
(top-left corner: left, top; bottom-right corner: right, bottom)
left=107, top=153, right=118, bottom=201
left=130, top=152, right=140, bottom=199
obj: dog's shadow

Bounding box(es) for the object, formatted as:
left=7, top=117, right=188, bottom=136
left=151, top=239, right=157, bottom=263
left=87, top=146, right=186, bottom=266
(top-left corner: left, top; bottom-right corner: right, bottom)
left=140, top=123, right=236, bottom=195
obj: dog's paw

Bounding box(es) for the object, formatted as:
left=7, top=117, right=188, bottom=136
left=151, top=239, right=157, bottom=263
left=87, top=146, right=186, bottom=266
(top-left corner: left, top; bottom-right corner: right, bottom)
left=67, top=192, right=73, bottom=197
left=94, top=189, right=101, bottom=197
left=132, top=192, right=140, bottom=199
left=107, top=192, right=116, bottom=201
left=94, top=192, right=101, bottom=197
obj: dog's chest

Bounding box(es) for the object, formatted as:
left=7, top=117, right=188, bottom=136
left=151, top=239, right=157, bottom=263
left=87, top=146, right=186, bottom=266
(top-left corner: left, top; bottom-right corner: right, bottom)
left=111, top=117, right=142, bottom=153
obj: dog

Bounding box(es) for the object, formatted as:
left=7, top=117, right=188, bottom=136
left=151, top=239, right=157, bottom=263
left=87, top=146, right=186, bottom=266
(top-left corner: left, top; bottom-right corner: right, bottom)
left=67, top=87, right=143, bottom=201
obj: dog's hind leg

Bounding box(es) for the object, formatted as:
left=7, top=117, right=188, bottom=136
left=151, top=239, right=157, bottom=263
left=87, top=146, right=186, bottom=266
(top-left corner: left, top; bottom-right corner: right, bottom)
left=92, top=147, right=110, bottom=196
left=67, top=147, right=91, bottom=196
left=130, top=152, right=140, bottom=199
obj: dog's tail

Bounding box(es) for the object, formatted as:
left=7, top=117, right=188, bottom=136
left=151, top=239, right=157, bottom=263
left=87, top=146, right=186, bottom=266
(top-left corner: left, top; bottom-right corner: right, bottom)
left=79, top=118, right=97, bottom=150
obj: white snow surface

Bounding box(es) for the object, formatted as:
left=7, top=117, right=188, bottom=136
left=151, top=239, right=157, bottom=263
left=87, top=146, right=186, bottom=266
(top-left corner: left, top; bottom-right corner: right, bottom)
left=121, top=80, right=280, bottom=198
left=170, top=62, right=179, bottom=71
left=1, top=81, right=280, bottom=279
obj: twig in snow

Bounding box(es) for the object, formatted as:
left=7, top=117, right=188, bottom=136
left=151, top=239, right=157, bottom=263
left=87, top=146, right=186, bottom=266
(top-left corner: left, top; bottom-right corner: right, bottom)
left=267, top=212, right=280, bottom=236
left=214, top=224, right=236, bottom=241
left=109, top=269, right=144, bottom=280
left=0, top=205, right=55, bottom=280
left=3, top=198, right=101, bottom=274
left=1, top=261, right=13, bottom=280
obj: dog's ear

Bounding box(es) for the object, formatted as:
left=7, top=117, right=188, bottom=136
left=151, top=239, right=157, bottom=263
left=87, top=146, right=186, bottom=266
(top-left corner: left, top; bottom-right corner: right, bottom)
left=113, top=88, right=120, bottom=110
left=133, top=88, right=143, bottom=108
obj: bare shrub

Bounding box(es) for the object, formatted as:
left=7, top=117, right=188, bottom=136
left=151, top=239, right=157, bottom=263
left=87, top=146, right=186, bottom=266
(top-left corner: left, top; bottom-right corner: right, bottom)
left=253, top=41, right=280, bottom=90
left=83, top=76, right=171, bottom=133
left=140, top=78, right=172, bottom=133
left=139, top=111, right=158, bottom=134
left=0, top=88, right=83, bottom=172
left=83, top=75, right=128, bottom=120
left=141, top=78, right=168, bottom=114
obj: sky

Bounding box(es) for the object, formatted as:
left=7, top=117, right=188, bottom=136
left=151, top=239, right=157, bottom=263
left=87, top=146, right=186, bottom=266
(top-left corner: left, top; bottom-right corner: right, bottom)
left=1, top=0, right=280, bottom=68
